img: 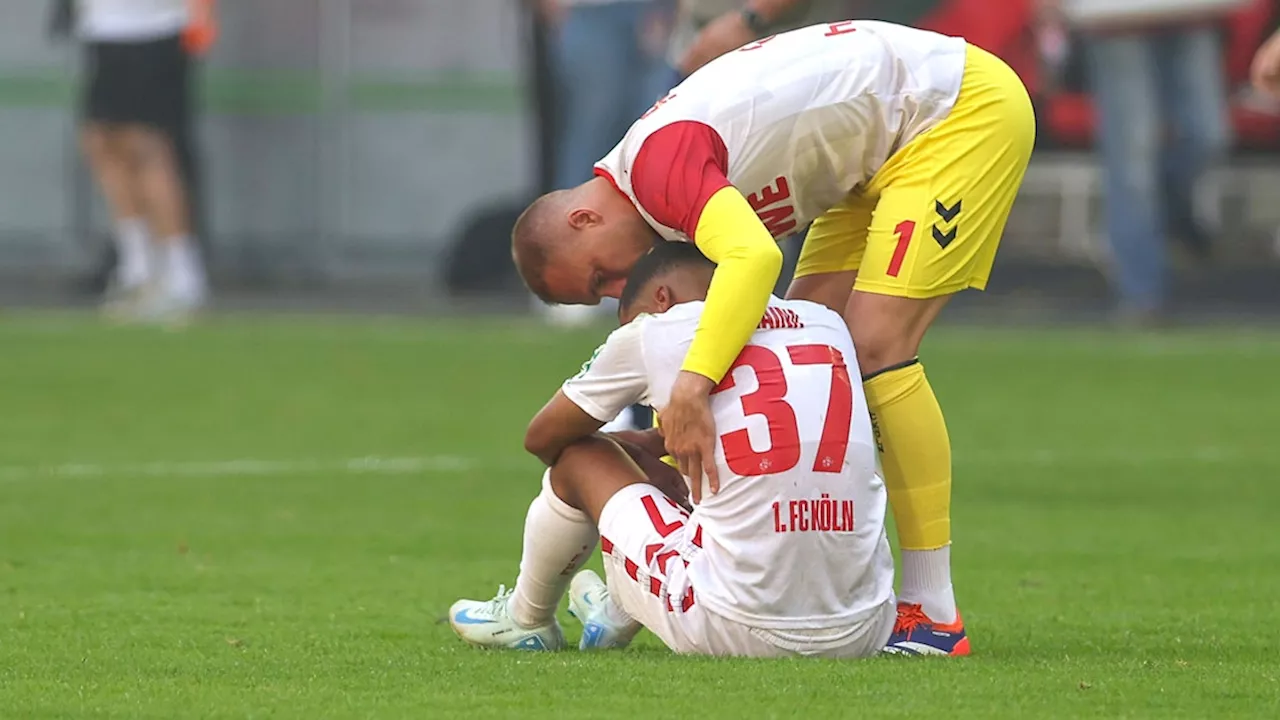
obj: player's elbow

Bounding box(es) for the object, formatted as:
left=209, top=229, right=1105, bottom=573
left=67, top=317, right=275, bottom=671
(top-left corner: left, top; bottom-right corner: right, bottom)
left=523, top=419, right=558, bottom=465
left=757, top=241, right=784, bottom=275
left=734, top=239, right=783, bottom=283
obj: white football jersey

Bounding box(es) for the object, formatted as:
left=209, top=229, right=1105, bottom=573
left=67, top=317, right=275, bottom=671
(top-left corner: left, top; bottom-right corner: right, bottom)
left=594, top=20, right=967, bottom=243
left=561, top=299, right=894, bottom=630
left=78, top=0, right=189, bottom=40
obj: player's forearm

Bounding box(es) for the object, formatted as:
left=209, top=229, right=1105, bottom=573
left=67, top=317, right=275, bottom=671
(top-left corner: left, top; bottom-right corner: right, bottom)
left=684, top=187, right=782, bottom=382
left=525, top=391, right=611, bottom=466
left=745, top=0, right=807, bottom=24
left=607, top=428, right=666, bottom=458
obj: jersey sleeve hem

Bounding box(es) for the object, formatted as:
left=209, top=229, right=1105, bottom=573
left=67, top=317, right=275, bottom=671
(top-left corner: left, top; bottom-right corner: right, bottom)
left=559, top=320, right=650, bottom=422
left=561, top=386, right=622, bottom=423
left=630, top=121, right=731, bottom=237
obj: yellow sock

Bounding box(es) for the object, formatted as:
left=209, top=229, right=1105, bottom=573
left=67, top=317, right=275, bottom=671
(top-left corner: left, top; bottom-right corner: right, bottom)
left=863, top=360, right=958, bottom=621
left=862, top=360, right=952, bottom=551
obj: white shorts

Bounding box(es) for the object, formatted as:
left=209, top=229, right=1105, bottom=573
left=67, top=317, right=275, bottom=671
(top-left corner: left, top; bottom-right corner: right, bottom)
left=597, top=483, right=895, bottom=658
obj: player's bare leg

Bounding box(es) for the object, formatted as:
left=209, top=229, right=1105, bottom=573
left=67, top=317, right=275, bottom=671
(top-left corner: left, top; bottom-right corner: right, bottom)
left=449, top=437, right=648, bottom=651
left=547, top=437, right=656, bottom=650
left=843, top=289, right=969, bottom=657
left=787, top=270, right=857, bottom=315
left=123, top=125, right=207, bottom=322
left=81, top=123, right=151, bottom=311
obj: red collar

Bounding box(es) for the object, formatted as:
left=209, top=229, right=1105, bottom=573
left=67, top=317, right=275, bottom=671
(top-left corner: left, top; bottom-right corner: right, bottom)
left=593, top=167, right=629, bottom=201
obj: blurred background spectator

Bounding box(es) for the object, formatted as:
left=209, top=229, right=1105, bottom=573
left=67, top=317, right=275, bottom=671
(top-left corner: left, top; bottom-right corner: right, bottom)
left=544, top=0, right=671, bottom=191
left=50, top=0, right=215, bottom=321
left=1037, top=0, right=1244, bottom=324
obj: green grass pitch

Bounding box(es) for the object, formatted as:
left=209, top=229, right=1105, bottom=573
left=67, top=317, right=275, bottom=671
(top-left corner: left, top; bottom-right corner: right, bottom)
left=1, top=312, right=1278, bottom=718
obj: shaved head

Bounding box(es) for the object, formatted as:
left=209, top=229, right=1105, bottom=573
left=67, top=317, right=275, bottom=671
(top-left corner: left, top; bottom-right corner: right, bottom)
left=508, top=178, right=659, bottom=306
left=512, top=190, right=574, bottom=303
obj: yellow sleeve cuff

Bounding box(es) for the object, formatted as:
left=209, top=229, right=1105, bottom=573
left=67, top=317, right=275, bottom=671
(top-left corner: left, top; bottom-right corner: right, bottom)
left=681, top=186, right=782, bottom=382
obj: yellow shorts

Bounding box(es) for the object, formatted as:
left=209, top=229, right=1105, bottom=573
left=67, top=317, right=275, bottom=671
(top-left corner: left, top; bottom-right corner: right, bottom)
left=795, top=44, right=1035, bottom=298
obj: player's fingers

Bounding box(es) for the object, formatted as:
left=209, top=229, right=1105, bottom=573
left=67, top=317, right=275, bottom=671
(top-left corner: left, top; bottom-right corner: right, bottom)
left=686, top=447, right=705, bottom=504
left=659, top=463, right=688, bottom=503
left=668, top=473, right=691, bottom=509
left=702, top=438, right=720, bottom=496
left=674, top=448, right=697, bottom=495
left=688, top=462, right=702, bottom=505
left=676, top=483, right=692, bottom=510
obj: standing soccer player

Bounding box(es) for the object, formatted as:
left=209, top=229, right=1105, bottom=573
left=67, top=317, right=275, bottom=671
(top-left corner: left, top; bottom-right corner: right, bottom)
left=450, top=243, right=897, bottom=657
left=511, top=20, right=1035, bottom=654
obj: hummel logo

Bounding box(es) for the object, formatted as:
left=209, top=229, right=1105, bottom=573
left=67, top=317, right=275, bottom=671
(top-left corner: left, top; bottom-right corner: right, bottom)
left=935, top=199, right=961, bottom=222
left=932, top=226, right=957, bottom=248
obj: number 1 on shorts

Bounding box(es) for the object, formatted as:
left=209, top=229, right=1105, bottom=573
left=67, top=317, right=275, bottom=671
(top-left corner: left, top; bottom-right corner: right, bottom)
left=887, top=220, right=915, bottom=278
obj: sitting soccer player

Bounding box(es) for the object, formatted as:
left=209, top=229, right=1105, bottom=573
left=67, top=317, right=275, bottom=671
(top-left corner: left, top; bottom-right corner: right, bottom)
left=449, top=243, right=896, bottom=657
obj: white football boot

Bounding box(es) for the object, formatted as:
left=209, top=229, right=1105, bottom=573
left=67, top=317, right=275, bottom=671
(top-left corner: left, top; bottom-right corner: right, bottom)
left=448, top=585, right=565, bottom=651
left=567, top=570, right=641, bottom=650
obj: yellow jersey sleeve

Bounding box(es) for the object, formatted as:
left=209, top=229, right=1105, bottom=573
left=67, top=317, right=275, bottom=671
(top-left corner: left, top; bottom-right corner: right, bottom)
left=682, top=186, right=783, bottom=382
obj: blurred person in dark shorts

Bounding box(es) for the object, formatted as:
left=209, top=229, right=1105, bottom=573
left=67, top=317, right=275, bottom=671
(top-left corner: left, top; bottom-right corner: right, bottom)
left=76, top=0, right=214, bottom=321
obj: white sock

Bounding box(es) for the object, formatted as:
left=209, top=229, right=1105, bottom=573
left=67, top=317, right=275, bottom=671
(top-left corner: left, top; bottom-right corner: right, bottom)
left=899, top=546, right=958, bottom=624
left=508, top=471, right=598, bottom=629
left=160, top=235, right=207, bottom=300
left=114, top=218, right=151, bottom=288
left=603, top=594, right=638, bottom=628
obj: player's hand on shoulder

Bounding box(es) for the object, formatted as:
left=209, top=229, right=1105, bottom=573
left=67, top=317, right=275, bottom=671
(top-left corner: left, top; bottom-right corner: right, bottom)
left=659, top=371, right=720, bottom=505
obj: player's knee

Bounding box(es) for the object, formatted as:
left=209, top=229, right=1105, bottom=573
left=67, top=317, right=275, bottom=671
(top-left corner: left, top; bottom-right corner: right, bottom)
left=546, top=461, right=575, bottom=507
left=547, top=436, right=610, bottom=501
left=122, top=126, right=174, bottom=166
left=851, top=329, right=919, bottom=377
left=845, top=293, right=946, bottom=376
left=80, top=126, right=116, bottom=161
left=845, top=308, right=924, bottom=376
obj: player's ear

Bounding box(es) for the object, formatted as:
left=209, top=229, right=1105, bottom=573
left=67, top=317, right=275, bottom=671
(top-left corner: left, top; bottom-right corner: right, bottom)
left=567, top=206, right=604, bottom=230
left=654, top=283, right=675, bottom=313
